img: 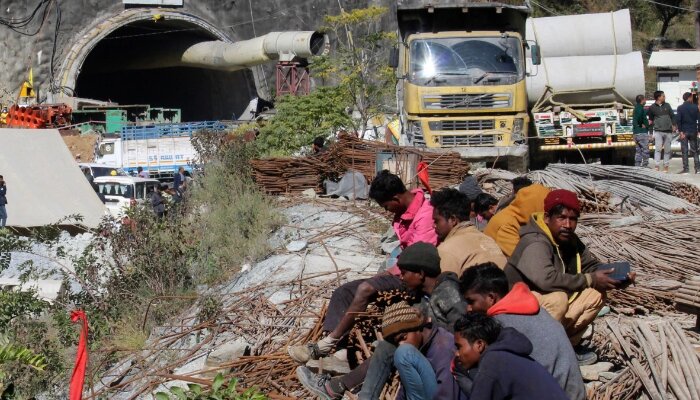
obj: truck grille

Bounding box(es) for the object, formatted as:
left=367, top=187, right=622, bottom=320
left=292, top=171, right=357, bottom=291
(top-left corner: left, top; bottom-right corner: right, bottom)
left=429, top=120, right=495, bottom=131
left=423, top=93, right=511, bottom=110
left=441, top=135, right=496, bottom=146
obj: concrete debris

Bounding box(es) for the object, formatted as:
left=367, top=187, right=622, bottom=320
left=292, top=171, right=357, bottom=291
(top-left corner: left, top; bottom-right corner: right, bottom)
left=301, top=188, right=317, bottom=199
left=285, top=240, right=308, bottom=252
left=200, top=338, right=251, bottom=379
left=580, top=362, right=614, bottom=381
left=306, top=354, right=352, bottom=375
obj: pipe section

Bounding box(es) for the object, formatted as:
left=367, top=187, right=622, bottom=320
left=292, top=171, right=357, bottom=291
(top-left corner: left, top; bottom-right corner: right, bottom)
left=180, top=31, right=328, bottom=71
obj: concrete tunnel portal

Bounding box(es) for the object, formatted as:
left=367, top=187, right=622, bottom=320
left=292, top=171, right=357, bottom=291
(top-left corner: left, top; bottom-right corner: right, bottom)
left=73, top=17, right=259, bottom=122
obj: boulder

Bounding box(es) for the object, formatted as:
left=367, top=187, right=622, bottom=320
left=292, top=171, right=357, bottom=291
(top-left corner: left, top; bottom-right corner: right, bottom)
left=580, top=362, right=614, bottom=381
left=199, top=338, right=251, bottom=379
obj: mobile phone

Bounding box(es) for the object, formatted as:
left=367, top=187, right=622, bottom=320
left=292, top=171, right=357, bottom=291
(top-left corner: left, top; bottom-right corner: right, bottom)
left=604, top=262, right=631, bottom=282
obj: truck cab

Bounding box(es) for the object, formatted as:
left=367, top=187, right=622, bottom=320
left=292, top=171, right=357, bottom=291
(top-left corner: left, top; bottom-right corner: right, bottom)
left=395, top=0, right=534, bottom=170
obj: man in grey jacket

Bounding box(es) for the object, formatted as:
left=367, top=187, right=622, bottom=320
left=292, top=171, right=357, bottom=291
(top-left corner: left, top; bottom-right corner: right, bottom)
left=647, top=90, right=677, bottom=173
left=460, top=263, right=587, bottom=397
left=0, top=175, right=7, bottom=227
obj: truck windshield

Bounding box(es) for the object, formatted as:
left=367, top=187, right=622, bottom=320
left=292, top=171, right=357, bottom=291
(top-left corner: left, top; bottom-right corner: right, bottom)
left=409, top=37, right=524, bottom=86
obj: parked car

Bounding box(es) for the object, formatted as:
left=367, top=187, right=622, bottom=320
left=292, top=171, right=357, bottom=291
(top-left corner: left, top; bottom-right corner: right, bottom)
left=94, top=176, right=160, bottom=217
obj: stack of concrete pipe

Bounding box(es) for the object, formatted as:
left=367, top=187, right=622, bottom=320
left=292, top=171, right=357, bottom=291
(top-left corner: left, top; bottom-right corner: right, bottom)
left=525, top=9, right=644, bottom=105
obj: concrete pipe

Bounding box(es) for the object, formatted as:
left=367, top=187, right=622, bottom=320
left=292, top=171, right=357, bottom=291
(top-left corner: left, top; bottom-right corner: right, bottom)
left=526, top=51, right=645, bottom=105
left=526, top=9, right=633, bottom=58
left=180, top=31, right=329, bottom=71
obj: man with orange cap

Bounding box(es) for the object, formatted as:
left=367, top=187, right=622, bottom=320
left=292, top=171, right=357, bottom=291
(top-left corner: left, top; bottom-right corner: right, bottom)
left=504, top=189, right=635, bottom=359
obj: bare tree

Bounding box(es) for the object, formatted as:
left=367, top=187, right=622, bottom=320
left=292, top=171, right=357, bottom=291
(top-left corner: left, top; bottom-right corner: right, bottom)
left=654, top=0, right=687, bottom=38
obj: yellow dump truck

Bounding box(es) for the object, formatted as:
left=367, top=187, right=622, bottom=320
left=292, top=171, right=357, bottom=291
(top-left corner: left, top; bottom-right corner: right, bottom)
left=392, top=0, right=538, bottom=171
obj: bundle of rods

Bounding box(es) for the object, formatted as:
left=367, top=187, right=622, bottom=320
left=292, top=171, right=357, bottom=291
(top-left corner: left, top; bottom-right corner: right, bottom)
left=251, top=134, right=471, bottom=195
left=250, top=157, right=324, bottom=194
left=590, top=318, right=700, bottom=400
left=528, top=166, right=698, bottom=214
left=575, top=214, right=700, bottom=311
left=329, top=134, right=471, bottom=189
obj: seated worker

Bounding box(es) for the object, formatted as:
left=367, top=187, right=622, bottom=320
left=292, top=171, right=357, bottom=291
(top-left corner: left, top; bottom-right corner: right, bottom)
left=504, top=189, right=635, bottom=350
left=288, top=171, right=437, bottom=364
left=294, top=242, right=465, bottom=399
left=454, top=313, right=569, bottom=400
left=460, top=263, right=586, bottom=397
left=312, top=136, right=328, bottom=154
left=382, top=302, right=465, bottom=400
left=471, top=193, right=498, bottom=231
left=495, top=176, right=533, bottom=212
left=430, top=188, right=506, bottom=275
left=484, top=182, right=550, bottom=257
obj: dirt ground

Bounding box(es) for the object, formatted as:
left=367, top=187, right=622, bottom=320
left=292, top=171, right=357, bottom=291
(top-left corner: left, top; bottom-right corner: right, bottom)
left=61, top=131, right=98, bottom=162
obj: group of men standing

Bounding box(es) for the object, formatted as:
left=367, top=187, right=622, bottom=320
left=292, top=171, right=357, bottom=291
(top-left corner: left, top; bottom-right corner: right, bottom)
left=633, top=90, right=700, bottom=173
left=290, top=170, right=635, bottom=400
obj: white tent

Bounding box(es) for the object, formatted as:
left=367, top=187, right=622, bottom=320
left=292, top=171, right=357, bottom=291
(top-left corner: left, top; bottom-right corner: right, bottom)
left=0, top=128, right=107, bottom=229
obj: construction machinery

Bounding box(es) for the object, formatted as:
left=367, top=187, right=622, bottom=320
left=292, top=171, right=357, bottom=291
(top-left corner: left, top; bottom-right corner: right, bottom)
left=392, top=2, right=644, bottom=170
left=526, top=9, right=644, bottom=166
left=393, top=0, right=536, bottom=170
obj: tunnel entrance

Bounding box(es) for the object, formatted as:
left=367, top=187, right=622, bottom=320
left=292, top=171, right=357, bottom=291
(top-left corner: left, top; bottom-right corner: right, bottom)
left=74, top=19, right=258, bottom=121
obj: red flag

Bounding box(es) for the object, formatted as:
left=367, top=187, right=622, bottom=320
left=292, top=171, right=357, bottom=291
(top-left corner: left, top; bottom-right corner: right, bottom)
left=417, top=161, right=432, bottom=194
left=69, top=310, right=89, bottom=400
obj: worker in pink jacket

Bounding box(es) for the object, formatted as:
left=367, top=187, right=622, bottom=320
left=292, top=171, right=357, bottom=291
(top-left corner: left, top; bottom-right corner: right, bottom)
left=289, top=171, right=438, bottom=384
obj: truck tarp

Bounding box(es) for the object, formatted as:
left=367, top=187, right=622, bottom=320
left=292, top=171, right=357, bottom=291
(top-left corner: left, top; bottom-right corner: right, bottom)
left=0, top=129, right=107, bottom=229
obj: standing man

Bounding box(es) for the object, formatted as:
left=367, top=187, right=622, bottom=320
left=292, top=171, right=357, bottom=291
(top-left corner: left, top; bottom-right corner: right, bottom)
left=0, top=175, right=7, bottom=228
left=647, top=90, right=677, bottom=173
left=677, top=92, right=700, bottom=174
left=137, top=166, right=150, bottom=179
left=173, top=167, right=186, bottom=195
left=632, top=94, right=651, bottom=167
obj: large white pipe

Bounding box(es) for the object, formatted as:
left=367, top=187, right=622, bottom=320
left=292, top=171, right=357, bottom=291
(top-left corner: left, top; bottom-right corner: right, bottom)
left=526, top=52, right=645, bottom=105
left=180, top=31, right=328, bottom=71
left=526, top=9, right=633, bottom=58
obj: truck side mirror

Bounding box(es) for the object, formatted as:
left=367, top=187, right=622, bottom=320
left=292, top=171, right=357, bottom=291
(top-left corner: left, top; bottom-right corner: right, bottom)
left=531, top=44, right=542, bottom=66
left=389, top=47, right=399, bottom=68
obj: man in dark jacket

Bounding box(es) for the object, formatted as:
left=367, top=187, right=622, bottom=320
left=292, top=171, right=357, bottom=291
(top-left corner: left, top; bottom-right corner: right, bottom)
left=632, top=94, right=651, bottom=167
left=647, top=90, right=677, bottom=172
left=504, top=189, right=633, bottom=346
left=677, top=92, right=700, bottom=174
left=460, top=263, right=587, bottom=395
left=454, top=313, right=568, bottom=400
left=0, top=175, right=7, bottom=228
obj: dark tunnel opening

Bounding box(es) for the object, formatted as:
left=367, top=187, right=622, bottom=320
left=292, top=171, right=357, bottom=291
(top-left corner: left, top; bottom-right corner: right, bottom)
left=75, top=20, right=258, bottom=122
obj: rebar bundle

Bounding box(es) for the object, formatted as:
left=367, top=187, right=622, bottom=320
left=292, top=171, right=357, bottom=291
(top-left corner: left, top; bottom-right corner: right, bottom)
left=251, top=135, right=471, bottom=195
left=591, top=318, right=700, bottom=400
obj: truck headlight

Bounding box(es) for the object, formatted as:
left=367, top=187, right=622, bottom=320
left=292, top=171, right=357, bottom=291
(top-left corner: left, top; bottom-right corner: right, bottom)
left=512, top=118, right=525, bottom=141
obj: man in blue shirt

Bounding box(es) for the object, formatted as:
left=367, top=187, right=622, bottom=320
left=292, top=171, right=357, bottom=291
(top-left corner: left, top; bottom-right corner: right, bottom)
left=677, top=92, right=700, bottom=174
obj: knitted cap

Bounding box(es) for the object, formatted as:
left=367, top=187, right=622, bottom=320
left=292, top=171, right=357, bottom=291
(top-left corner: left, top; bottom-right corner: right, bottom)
left=397, top=242, right=441, bottom=278
left=544, top=189, right=581, bottom=214
left=458, top=175, right=483, bottom=203
left=381, top=302, right=425, bottom=339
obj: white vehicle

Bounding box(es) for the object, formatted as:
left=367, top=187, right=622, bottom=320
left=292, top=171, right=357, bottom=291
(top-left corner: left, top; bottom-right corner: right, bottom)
left=94, top=176, right=160, bottom=217
left=79, top=163, right=128, bottom=179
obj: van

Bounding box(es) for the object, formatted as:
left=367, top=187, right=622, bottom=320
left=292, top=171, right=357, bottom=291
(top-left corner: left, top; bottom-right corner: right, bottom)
left=79, top=163, right=128, bottom=179
left=94, top=176, right=161, bottom=217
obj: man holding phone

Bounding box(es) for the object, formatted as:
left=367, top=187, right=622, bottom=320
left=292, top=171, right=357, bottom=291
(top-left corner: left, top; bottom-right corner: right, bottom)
left=0, top=175, right=7, bottom=228
left=504, top=190, right=635, bottom=361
